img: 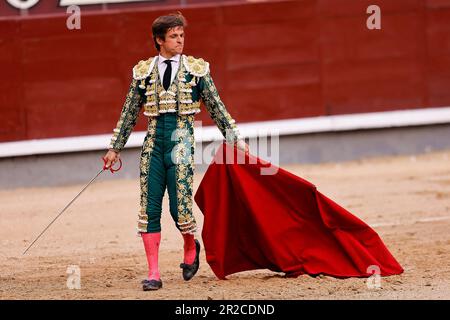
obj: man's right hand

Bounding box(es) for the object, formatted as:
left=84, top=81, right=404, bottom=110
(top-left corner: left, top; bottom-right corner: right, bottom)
left=103, top=149, right=120, bottom=169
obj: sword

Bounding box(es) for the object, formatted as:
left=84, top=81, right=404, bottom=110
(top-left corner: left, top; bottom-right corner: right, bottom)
left=22, top=157, right=123, bottom=255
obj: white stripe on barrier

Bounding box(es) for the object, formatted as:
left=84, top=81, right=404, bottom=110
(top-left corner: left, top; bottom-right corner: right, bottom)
left=1, top=106, right=450, bottom=158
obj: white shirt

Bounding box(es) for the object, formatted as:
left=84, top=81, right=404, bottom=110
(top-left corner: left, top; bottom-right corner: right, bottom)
left=157, top=54, right=180, bottom=87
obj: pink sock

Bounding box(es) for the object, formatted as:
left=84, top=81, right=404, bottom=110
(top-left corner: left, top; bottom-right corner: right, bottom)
left=182, top=233, right=196, bottom=264
left=142, top=232, right=161, bottom=280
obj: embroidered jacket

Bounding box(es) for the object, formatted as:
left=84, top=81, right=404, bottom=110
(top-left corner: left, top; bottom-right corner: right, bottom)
left=109, top=54, right=241, bottom=151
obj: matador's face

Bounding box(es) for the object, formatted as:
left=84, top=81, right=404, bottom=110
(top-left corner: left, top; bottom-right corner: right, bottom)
left=158, top=26, right=184, bottom=57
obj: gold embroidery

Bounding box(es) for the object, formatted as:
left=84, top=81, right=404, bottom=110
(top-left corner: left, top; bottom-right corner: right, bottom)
left=133, top=57, right=155, bottom=80
left=183, top=55, right=209, bottom=77
left=109, top=79, right=143, bottom=151
left=140, top=57, right=202, bottom=117
left=178, top=77, right=200, bottom=115
left=175, top=114, right=197, bottom=234
left=157, top=80, right=178, bottom=113
left=137, top=117, right=158, bottom=233
left=200, top=72, right=241, bottom=143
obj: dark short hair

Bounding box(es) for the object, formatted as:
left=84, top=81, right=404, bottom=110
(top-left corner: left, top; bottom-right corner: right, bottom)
left=152, top=12, right=187, bottom=52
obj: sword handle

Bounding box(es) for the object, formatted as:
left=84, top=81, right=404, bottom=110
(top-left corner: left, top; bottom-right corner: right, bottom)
left=102, top=157, right=122, bottom=173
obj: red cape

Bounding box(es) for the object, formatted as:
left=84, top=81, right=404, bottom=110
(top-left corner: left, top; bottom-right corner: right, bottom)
left=194, top=143, right=404, bottom=279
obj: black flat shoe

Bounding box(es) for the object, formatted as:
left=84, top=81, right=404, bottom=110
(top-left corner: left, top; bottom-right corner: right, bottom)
left=180, top=239, right=200, bottom=281
left=142, top=279, right=163, bottom=291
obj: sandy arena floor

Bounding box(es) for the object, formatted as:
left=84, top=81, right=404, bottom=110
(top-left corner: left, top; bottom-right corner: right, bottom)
left=1, top=150, right=450, bottom=299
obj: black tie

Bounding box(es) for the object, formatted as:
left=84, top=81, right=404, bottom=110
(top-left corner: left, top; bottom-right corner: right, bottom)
left=163, top=60, right=172, bottom=91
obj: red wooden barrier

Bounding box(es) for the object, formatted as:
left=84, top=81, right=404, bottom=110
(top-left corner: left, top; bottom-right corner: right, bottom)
left=0, top=0, right=450, bottom=143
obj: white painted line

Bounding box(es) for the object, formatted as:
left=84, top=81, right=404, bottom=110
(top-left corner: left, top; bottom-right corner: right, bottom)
left=1, top=106, right=450, bottom=158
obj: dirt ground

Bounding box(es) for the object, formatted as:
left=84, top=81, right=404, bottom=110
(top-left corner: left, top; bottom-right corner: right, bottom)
left=1, top=149, right=450, bottom=300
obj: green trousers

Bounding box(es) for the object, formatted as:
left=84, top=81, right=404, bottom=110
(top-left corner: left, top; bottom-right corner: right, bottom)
left=145, top=112, right=180, bottom=233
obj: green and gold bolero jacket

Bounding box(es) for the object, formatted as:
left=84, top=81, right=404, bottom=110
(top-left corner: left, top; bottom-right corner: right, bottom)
left=108, top=54, right=241, bottom=152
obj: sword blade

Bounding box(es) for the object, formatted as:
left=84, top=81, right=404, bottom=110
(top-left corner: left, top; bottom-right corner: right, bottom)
left=23, top=168, right=105, bottom=255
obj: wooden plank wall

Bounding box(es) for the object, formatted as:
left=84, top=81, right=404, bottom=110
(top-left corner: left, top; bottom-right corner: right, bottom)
left=0, top=0, right=449, bottom=142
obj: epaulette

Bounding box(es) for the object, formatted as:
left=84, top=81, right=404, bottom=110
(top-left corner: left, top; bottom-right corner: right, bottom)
left=132, top=57, right=156, bottom=80
left=182, top=55, right=210, bottom=77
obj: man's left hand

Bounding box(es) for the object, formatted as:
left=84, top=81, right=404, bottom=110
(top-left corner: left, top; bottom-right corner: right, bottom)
left=236, top=139, right=249, bottom=155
